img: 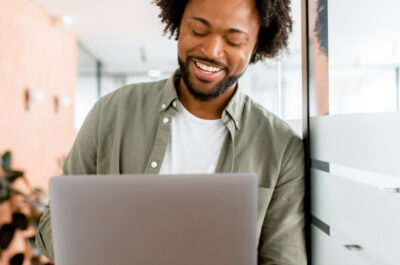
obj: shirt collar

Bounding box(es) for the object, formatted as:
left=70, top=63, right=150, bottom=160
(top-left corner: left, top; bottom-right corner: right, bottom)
left=222, top=82, right=245, bottom=130
left=161, top=69, right=246, bottom=130
left=160, top=69, right=180, bottom=112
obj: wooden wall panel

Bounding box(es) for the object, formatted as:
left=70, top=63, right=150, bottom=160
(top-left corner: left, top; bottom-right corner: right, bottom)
left=0, top=0, right=76, bottom=191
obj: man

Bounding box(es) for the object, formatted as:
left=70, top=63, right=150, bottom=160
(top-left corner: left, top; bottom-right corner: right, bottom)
left=36, top=0, right=306, bottom=264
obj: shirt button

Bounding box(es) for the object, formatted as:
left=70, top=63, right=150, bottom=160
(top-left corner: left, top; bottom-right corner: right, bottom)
left=161, top=104, right=166, bottom=109
left=172, top=101, right=177, bottom=108
left=163, top=117, right=169, bottom=124
left=151, top=161, right=158, bottom=168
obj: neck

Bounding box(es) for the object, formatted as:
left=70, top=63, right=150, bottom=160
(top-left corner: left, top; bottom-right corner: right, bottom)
left=177, top=79, right=236, bottom=120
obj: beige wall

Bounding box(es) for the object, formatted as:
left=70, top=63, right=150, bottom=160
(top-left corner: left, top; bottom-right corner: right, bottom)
left=0, top=0, right=76, bottom=262
left=0, top=0, right=76, bottom=191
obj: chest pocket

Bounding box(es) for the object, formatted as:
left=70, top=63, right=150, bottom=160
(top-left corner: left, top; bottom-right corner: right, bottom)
left=257, top=187, right=274, bottom=244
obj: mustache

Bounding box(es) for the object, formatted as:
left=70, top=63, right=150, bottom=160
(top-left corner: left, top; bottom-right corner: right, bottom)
left=188, top=56, right=229, bottom=71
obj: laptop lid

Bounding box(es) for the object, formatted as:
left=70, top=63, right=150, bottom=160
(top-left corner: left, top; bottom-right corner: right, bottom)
left=50, top=173, right=257, bottom=265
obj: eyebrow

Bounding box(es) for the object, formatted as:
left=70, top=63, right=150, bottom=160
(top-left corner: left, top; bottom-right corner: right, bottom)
left=190, top=16, right=249, bottom=36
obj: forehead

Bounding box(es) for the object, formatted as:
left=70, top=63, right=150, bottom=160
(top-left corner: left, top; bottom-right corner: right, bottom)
left=183, top=0, right=260, bottom=31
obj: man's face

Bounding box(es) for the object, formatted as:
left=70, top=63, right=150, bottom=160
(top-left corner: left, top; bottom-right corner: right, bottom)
left=177, top=0, right=260, bottom=101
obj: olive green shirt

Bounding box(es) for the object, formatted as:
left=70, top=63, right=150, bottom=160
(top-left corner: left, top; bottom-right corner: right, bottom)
left=36, top=71, right=306, bottom=264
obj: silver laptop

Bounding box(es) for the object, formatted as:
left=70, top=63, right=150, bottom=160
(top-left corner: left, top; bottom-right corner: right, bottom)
left=50, top=173, right=257, bottom=265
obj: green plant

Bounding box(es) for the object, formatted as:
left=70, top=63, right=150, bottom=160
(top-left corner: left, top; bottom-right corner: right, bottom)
left=0, top=151, right=23, bottom=204
left=0, top=151, right=51, bottom=265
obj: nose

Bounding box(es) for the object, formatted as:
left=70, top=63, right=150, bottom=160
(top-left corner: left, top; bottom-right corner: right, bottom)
left=200, top=35, right=225, bottom=60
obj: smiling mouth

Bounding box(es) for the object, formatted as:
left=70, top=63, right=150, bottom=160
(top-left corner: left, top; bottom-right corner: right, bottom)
left=193, top=59, right=224, bottom=74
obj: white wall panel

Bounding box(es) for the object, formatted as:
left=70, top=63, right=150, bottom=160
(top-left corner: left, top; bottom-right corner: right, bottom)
left=329, top=163, right=400, bottom=190
left=312, top=225, right=370, bottom=265
left=311, top=169, right=400, bottom=265
left=310, top=112, right=400, bottom=177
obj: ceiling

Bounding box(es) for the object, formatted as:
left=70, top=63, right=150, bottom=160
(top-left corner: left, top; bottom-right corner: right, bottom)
left=35, top=0, right=178, bottom=73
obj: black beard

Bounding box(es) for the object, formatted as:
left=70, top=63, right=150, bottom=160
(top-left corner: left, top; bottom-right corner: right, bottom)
left=178, top=56, right=244, bottom=101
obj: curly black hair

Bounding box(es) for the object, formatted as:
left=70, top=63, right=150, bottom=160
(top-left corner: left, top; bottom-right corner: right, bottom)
left=152, top=0, right=293, bottom=64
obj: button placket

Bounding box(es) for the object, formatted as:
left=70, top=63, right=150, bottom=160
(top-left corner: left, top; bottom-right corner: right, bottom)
left=145, top=107, right=176, bottom=174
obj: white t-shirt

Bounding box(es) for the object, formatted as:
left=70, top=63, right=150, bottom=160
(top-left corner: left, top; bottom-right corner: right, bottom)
left=159, top=101, right=228, bottom=174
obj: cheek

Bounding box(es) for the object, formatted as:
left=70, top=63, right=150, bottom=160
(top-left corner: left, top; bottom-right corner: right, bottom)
left=177, top=34, right=186, bottom=59
left=228, top=49, right=253, bottom=73
left=177, top=29, right=197, bottom=60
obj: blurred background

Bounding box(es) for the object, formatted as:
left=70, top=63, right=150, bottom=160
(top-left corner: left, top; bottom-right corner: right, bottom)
left=0, top=0, right=399, bottom=264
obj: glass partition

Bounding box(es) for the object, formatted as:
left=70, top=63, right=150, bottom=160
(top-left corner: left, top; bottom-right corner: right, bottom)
left=307, top=1, right=400, bottom=264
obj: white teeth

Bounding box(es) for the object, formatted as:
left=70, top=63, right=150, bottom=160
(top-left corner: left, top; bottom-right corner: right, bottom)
left=195, top=61, right=222, bottom=73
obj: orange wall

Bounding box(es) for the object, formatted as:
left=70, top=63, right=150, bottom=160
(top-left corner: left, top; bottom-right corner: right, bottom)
left=0, top=0, right=77, bottom=191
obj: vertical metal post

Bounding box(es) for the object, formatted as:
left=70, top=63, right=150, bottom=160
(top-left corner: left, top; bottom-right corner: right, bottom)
left=96, top=61, right=102, bottom=99
left=301, top=0, right=312, bottom=263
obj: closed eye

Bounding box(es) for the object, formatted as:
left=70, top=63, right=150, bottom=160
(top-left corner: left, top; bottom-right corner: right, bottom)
left=192, top=30, right=207, bottom=37
left=226, top=40, right=243, bottom=47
